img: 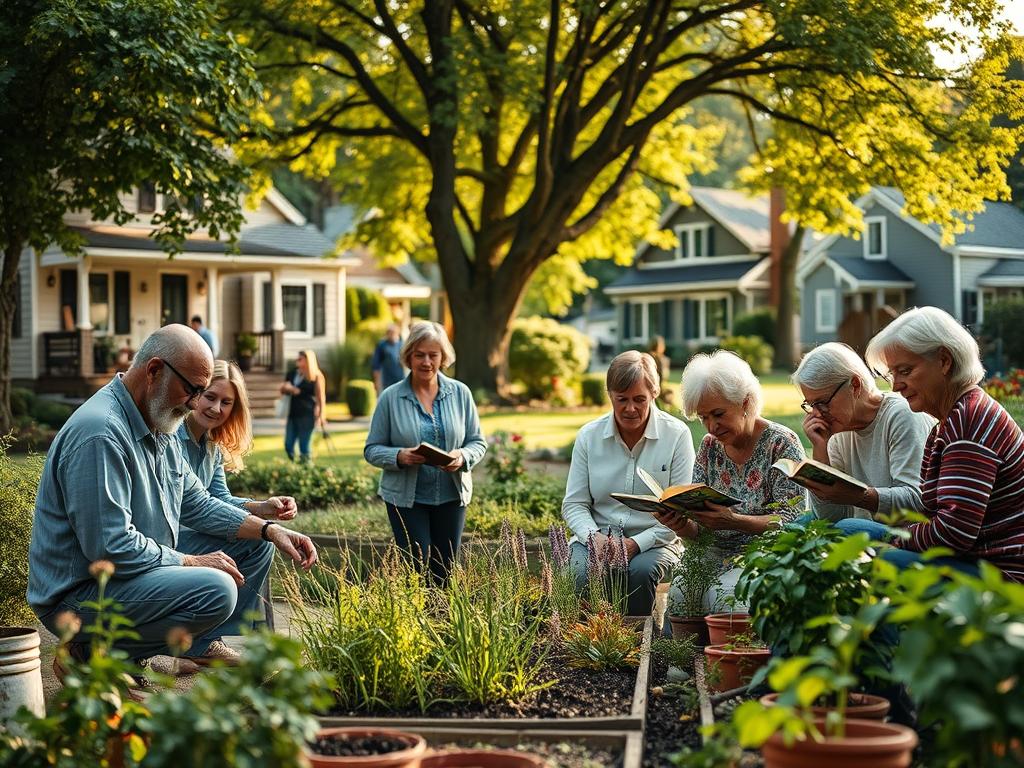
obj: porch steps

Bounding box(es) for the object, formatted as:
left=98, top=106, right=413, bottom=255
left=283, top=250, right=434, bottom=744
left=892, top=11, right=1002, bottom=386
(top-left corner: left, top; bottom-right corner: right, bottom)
left=241, top=370, right=284, bottom=418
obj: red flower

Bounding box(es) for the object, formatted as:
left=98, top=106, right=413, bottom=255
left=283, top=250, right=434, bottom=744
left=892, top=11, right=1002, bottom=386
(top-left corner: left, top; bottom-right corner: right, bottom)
left=511, top=434, right=523, bottom=443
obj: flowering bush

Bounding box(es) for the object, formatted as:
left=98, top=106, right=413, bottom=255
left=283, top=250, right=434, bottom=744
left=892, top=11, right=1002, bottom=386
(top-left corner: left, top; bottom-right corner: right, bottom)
left=484, top=430, right=527, bottom=486
left=983, top=369, right=1024, bottom=401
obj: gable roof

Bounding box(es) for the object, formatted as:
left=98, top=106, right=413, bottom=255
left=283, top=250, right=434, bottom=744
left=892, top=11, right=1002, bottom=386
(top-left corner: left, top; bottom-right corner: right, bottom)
left=646, top=187, right=771, bottom=256
left=830, top=256, right=915, bottom=286
left=605, top=258, right=763, bottom=295
left=875, top=187, right=1024, bottom=250
left=978, top=259, right=1024, bottom=287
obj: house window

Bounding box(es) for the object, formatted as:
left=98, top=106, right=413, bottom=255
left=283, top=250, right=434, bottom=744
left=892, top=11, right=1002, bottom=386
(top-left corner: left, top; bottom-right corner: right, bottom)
left=12, top=273, right=21, bottom=339
left=89, top=273, right=110, bottom=333
left=864, top=217, right=886, bottom=260
left=674, top=224, right=713, bottom=260
left=706, top=298, right=728, bottom=337
left=815, top=290, right=837, bottom=332
left=138, top=183, right=157, bottom=214
left=962, top=290, right=980, bottom=329
left=631, top=303, right=644, bottom=340
left=647, top=302, right=663, bottom=338
left=282, top=285, right=308, bottom=333
left=313, top=283, right=326, bottom=337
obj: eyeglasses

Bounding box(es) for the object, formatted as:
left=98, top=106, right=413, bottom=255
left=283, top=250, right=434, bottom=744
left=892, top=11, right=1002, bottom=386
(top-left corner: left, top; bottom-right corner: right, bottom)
left=800, top=379, right=849, bottom=415
left=160, top=359, right=206, bottom=401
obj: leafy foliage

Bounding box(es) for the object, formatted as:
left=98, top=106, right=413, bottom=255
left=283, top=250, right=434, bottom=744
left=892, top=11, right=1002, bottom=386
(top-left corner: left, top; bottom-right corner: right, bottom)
left=718, top=336, right=774, bottom=376
left=563, top=611, right=641, bottom=671
left=508, top=317, right=590, bottom=400
left=580, top=373, right=610, bottom=407
left=484, top=431, right=527, bottom=486
left=0, top=438, right=42, bottom=625
left=982, top=299, right=1024, bottom=370
left=668, top=529, right=722, bottom=619
left=344, top=379, right=376, bottom=417
left=732, top=311, right=777, bottom=348
left=230, top=460, right=379, bottom=508
left=322, top=335, right=375, bottom=399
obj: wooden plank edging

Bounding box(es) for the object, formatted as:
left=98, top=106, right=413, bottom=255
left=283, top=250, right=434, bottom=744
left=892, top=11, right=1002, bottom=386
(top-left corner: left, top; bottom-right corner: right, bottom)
left=695, top=655, right=715, bottom=744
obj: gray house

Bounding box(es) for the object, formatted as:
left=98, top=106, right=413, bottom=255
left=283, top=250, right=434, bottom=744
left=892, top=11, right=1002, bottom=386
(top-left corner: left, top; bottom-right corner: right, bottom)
left=798, top=187, right=1024, bottom=352
left=604, top=187, right=776, bottom=352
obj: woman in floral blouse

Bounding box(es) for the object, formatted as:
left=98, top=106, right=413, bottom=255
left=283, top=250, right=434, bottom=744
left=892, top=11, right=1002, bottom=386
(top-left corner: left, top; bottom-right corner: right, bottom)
left=661, top=350, right=805, bottom=609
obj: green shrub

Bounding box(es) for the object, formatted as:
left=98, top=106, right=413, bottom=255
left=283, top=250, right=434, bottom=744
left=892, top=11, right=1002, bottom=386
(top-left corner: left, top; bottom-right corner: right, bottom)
left=718, top=335, right=773, bottom=375
left=982, top=299, right=1024, bottom=369
left=30, top=398, right=74, bottom=429
left=508, top=316, right=590, bottom=399
left=0, top=439, right=43, bottom=624
left=733, top=309, right=776, bottom=346
left=346, top=285, right=391, bottom=328
left=323, top=334, right=375, bottom=399
left=345, top=379, right=377, bottom=417
left=11, top=387, right=36, bottom=418
left=231, top=460, right=379, bottom=508
left=479, top=471, right=565, bottom=522
left=580, top=373, right=609, bottom=406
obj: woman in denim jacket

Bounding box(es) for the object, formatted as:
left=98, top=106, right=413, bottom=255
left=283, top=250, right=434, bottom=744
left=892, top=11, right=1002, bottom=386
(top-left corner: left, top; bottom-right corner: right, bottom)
left=364, top=321, right=487, bottom=583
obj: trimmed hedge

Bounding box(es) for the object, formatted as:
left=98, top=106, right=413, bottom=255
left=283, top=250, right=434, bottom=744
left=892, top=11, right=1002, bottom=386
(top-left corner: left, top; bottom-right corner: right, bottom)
left=345, top=379, right=377, bottom=417
left=580, top=373, right=609, bottom=406
left=508, top=316, right=590, bottom=399
left=719, top=335, right=773, bottom=375
left=0, top=440, right=42, bottom=625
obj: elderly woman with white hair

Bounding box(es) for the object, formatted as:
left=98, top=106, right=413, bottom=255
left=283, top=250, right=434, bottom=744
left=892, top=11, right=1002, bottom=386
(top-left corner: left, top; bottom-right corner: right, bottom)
left=839, top=306, right=1024, bottom=582
left=660, top=350, right=805, bottom=605
left=792, top=342, right=933, bottom=522
left=562, top=351, right=695, bottom=617
left=364, top=321, right=487, bottom=584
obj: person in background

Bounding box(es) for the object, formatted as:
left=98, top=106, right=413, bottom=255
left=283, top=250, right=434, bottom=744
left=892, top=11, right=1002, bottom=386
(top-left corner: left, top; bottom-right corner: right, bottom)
left=791, top=342, right=933, bottom=522
left=280, top=349, right=327, bottom=462
left=371, top=322, right=405, bottom=394
left=562, top=351, right=695, bottom=617
left=840, top=306, right=1024, bottom=582
left=647, top=335, right=673, bottom=406
left=190, top=315, right=218, bottom=356
left=27, top=325, right=317, bottom=681
left=660, top=350, right=805, bottom=609
left=364, top=321, right=487, bottom=584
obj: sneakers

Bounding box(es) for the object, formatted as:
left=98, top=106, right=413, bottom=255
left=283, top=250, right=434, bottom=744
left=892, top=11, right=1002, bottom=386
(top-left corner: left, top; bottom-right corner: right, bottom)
left=52, top=653, right=153, bottom=703
left=146, top=654, right=202, bottom=677
left=189, top=639, right=241, bottom=667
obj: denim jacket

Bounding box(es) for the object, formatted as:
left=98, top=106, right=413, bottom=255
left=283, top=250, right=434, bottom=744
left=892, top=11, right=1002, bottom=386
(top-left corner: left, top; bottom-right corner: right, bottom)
left=364, top=373, right=487, bottom=507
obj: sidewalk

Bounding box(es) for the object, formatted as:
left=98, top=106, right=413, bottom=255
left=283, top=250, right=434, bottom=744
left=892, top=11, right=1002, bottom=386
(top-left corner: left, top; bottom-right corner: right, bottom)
left=250, top=415, right=370, bottom=436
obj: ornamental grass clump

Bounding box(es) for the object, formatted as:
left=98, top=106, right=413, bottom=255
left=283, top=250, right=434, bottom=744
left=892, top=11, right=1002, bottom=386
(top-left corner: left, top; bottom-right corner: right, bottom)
left=282, top=546, right=438, bottom=712
left=584, top=528, right=632, bottom=615
left=563, top=611, right=641, bottom=671
left=540, top=525, right=583, bottom=644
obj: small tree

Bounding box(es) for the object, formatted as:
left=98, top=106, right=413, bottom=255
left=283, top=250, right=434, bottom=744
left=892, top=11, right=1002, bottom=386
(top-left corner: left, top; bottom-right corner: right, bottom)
left=0, top=0, right=263, bottom=432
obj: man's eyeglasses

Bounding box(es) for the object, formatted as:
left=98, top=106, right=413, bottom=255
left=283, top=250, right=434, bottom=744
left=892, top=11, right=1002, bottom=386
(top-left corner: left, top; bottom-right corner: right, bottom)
left=800, top=379, right=849, bottom=415
left=160, top=359, right=206, bottom=400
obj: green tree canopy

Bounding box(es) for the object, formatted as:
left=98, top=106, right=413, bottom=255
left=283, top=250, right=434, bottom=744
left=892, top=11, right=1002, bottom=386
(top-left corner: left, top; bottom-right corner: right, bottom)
left=234, top=0, right=1024, bottom=392
left=0, top=0, right=262, bottom=430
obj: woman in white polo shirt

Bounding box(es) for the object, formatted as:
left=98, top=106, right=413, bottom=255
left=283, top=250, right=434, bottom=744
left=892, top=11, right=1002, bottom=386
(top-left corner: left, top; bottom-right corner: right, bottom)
left=561, top=350, right=696, bottom=617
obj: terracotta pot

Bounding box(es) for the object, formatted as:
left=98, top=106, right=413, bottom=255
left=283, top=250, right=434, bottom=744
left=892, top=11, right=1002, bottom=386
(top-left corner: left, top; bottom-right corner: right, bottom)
left=759, top=692, right=891, bottom=721
left=703, top=644, right=771, bottom=692
left=668, top=615, right=710, bottom=646
left=306, top=728, right=428, bottom=768
left=705, top=612, right=751, bottom=646
left=420, top=749, right=544, bottom=767
left=761, top=717, right=918, bottom=768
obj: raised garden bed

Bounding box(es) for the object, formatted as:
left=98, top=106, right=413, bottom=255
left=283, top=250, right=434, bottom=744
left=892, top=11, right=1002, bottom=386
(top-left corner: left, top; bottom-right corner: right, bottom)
left=319, top=617, right=653, bottom=734
left=411, top=727, right=639, bottom=768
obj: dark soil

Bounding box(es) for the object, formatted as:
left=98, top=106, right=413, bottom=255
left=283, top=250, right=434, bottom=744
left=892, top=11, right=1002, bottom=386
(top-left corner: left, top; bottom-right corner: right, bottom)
left=642, top=655, right=703, bottom=768
left=434, top=738, right=623, bottom=768
left=328, top=650, right=636, bottom=719
left=310, top=733, right=416, bottom=756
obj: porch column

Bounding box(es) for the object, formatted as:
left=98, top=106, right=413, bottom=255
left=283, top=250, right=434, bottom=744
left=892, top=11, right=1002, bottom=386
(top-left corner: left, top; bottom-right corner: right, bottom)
left=206, top=266, right=220, bottom=355
left=336, top=268, right=347, bottom=341
left=76, top=256, right=94, bottom=377
left=271, top=268, right=286, bottom=371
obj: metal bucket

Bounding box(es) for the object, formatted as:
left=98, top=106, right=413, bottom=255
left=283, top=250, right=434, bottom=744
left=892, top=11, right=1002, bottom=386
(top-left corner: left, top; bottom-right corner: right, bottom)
left=0, top=627, right=45, bottom=722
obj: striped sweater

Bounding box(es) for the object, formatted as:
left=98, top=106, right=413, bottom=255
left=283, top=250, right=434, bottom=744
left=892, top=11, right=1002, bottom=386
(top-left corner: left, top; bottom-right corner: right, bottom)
left=899, top=387, right=1024, bottom=583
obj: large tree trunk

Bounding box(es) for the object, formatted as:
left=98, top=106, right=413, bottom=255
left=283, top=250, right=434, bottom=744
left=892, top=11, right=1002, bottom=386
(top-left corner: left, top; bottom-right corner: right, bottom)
left=773, top=225, right=806, bottom=370
left=0, top=240, right=24, bottom=435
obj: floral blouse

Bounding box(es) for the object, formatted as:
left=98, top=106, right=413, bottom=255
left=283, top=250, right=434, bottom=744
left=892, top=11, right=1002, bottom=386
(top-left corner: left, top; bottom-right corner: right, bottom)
left=693, top=420, right=806, bottom=567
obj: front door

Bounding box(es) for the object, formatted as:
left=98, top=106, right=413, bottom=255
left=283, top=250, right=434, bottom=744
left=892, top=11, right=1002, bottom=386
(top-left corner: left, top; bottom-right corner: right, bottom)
left=161, top=274, right=188, bottom=326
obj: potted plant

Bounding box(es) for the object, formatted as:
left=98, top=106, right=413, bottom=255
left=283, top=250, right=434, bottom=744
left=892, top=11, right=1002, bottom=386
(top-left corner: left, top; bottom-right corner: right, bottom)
left=666, top=528, right=721, bottom=645
left=705, top=607, right=752, bottom=646
left=306, top=728, right=427, bottom=768
left=703, top=630, right=771, bottom=693
left=236, top=332, right=258, bottom=371
left=92, top=335, right=116, bottom=373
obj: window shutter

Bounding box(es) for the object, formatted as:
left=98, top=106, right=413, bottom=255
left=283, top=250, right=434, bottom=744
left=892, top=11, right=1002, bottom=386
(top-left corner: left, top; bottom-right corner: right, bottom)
left=622, top=301, right=631, bottom=339
left=706, top=226, right=715, bottom=256
left=12, top=273, right=21, bottom=339
left=313, top=283, right=326, bottom=336
left=262, top=281, right=272, bottom=332
left=114, top=271, right=131, bottom=335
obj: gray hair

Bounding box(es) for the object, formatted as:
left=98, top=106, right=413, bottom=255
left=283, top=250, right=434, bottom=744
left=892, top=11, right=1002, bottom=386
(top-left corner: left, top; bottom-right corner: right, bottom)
left=792, top=342, right=881, bottom=395
left=400, top=321, right=456, bottom=369
left=606, top=351, right=660, bottom=397
left=680, top=350, right=762, bottom=419
left=131, top=324, right=210, bottom=370
left=865, top=306, right=984, bottom=390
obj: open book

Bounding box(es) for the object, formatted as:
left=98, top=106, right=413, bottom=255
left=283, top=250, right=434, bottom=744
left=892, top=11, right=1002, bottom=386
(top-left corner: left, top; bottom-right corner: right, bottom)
left=412, top=442, right=457, bottom=466
left=611, top=466, right=742, bottom=515
left=772, top=457, right=867, bottom=490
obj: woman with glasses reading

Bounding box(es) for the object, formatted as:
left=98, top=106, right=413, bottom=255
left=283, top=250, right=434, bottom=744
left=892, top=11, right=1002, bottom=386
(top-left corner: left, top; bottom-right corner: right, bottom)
left=791, top=342, right=933, bottom=522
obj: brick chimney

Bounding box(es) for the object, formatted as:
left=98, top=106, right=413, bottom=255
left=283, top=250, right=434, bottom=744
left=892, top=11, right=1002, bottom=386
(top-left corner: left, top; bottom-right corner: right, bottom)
left=768, top=187, right=790, bottom=305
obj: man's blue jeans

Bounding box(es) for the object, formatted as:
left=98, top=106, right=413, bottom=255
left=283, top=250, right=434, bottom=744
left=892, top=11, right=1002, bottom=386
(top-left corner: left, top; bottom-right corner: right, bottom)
left=40, top=533, right=275, bottom=661
left=568, top=540, right=678, bottom=617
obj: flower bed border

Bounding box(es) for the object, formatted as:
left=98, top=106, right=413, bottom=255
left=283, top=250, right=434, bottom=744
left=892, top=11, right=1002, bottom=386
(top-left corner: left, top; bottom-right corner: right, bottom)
left=317, top=617, right=653, bottom=735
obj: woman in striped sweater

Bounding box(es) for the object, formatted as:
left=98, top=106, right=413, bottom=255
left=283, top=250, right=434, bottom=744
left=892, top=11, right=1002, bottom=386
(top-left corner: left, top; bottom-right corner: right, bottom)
left=839, top=306, right=1024, bottom=583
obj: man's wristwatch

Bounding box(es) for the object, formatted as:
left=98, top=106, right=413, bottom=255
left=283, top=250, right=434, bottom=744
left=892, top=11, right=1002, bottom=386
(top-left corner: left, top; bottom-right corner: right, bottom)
left=260, top=520, right=278, bottom=541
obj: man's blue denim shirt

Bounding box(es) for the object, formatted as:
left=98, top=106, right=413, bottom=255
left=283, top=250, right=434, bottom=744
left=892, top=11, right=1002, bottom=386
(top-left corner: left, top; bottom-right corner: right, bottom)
left=27, top=375, right=249, bottom=615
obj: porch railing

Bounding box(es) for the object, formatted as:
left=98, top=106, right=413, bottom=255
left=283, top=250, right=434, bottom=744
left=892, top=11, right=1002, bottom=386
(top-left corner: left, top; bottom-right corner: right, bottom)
left=235, top=331, right=275, bottom=370
left=43, top=331, right=82, bottom=376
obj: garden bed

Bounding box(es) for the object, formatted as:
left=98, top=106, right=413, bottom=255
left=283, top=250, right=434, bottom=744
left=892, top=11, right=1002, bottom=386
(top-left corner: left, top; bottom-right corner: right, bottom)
left=410, top=727, right=639, bottom=768
left=318, top=617, right=653, bottom=733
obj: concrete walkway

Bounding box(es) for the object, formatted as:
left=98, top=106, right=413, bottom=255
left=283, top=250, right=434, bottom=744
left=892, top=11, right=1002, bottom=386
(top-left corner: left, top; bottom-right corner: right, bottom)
left=251, top=416, right=370, bottom=436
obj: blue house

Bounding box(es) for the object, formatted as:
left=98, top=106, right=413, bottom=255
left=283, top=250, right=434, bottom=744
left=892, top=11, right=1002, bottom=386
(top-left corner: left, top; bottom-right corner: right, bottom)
left=604, top=187, right=781, bottom=352
left=798, top=187, right=1024, bottom=352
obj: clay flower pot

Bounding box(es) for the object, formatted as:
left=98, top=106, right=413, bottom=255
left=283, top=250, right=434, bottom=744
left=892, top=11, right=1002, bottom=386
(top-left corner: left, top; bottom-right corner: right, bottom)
left=705, top=612, right=751, bottom=646
left=668, top=615, right=710, bottom=646
left=759, top=692, right=891, bottom=721
left=703, top=644, right=771, bottom=692
left=761, top=717, right=918, bottom=768
left=420, top=750, right=544, bottom=767
left=306, top=728, right=428, bottom=768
